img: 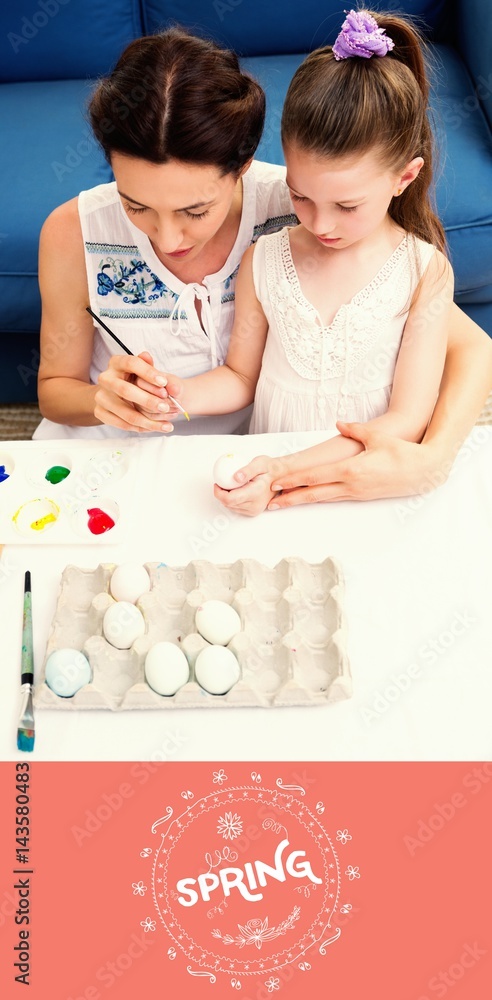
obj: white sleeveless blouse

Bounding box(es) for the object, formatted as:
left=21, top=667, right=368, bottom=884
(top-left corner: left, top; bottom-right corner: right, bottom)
left=34, top=161, right=296, bottom=440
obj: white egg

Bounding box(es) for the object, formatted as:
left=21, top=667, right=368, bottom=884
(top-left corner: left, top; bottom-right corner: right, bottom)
left=145, top=642, right=190, bottom=696
left=45, top=648, right=91, bottom=698
left=213, top=452, right=246, bottom=490
left=195, top=600, right=241, bottom=645
left=103, top=602, right=146, bottom=649
left=110, top=563, right=151, bottom=604
left=195, top=645, right=241, bottom=695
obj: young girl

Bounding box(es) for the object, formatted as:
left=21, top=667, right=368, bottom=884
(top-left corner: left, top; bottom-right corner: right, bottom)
left=163, top=9, right=459, bottom=514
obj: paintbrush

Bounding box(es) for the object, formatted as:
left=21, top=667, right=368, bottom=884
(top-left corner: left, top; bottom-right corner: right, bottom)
left=85, top=306, right=190, bottom=420
left=17, top=571, right=35, bottom=753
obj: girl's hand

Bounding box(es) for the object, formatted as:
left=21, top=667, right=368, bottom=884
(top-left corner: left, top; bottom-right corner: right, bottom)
left=214, top=472, right=279, bottom=517
left=228, top=453, right=291, bottom=488
left=267, top=421, right=447, bottom=507
left=94, top=352, right=181, bottom=432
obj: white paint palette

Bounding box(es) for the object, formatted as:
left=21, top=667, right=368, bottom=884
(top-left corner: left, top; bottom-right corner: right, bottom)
left=35, top=558, right=352, bottom=710
left=0, top=442, right=138, bottom=544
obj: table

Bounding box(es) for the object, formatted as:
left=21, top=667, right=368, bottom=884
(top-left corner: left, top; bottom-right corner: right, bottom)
left=1, top=428, right=491, bottom=761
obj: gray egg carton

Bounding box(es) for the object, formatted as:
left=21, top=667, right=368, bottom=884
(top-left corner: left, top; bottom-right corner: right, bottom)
left=34, top=559, right=352, bottom=710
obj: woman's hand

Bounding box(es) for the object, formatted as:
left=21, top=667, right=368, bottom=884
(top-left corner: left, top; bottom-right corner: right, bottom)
left=94, top=352, right=183, bottom=432
left=265, top=421, right=449, bottom=508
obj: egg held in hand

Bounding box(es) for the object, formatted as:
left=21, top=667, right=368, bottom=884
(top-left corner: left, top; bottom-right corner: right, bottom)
left=195, top=645, right=241, bottom=695
left=103, top=602, right=146, bottom=649
left=110, top=563, right=151, bottom=604
left=195, top=600, right=241, bottom=646
left=213, top=453, right=247, bottom=491
left=145, top=642, right=190, bottom=696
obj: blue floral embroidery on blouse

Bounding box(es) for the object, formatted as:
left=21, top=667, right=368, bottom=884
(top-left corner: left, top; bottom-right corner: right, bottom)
left=223, top=264, right=240, bottom=290
left=96, top=257, right=179, bottom=307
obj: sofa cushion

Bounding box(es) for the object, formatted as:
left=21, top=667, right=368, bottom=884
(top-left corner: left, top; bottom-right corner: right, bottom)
left=244, top=43, right=492, bottom=303
left=0, top=79, right=112, bottom=334
left=457, top=0, right=492, bottom=130
left=0, top=0, right=141, bottom=82
left=432, top=45, right=492, bottom=300
left=142, top=0, right=447, bottom=56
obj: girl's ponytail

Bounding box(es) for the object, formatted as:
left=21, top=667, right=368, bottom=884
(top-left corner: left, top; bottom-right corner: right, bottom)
left=375, top=12, right=444, bottom=252
left=374, top=12, right=429, bottom=103
left=282, top=9, right=446, bottom=252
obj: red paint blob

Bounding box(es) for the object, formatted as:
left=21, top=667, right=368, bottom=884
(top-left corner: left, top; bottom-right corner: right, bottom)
left=86, top=507, right=115, bottom=535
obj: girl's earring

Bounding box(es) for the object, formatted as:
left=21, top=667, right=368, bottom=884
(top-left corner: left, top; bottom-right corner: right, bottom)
left=397, top=187, right=403, bottom=195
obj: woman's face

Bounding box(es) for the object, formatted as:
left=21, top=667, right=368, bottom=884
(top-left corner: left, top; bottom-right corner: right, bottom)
left=112, top=154, right=241, bottom=263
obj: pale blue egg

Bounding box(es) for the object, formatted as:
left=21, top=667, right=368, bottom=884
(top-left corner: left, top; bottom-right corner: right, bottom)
left=45, top=648, right=92, bottom=698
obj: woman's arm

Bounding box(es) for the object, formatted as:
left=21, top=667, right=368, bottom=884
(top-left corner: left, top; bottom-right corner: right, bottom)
left=38, top=199, right=101, bottom=425
left=37, top=200, right=176, bottom=432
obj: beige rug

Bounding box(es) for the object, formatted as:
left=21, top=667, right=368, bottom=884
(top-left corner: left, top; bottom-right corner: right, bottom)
left=1, top=394, right=492, bottom=442
left=0, top=403, right=42, bottom=441
left=477, top=391, right=492, bottom=425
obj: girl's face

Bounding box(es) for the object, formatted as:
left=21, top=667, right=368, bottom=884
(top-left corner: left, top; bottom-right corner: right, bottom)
left=111, top=154, right=242, bottom=263
left=284, top=145, right=422, bottom=249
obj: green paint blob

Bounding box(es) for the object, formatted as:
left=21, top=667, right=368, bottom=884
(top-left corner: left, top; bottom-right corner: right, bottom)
left=45, top=465, right=70, bottom=484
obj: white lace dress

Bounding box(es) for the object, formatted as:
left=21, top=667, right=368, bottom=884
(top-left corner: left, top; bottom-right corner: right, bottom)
left=250, top=226, right=436, bottom=433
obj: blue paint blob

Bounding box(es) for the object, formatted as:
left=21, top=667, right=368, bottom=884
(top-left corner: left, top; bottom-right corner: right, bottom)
left=0, top=464, right=10, bottom=483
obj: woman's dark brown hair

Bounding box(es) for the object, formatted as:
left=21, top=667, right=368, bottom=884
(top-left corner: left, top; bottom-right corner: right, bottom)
left=281, top=9, right=445, bottom=251
left=88, top=27, right=265, bottom=175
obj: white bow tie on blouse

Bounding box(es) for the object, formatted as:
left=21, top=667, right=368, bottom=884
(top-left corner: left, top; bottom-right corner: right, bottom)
left=170, top=282, right=221, bottom=369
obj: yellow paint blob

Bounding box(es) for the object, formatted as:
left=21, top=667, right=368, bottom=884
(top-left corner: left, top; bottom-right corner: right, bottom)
left=30, top=513, right=57, bottom=531
left=12, top=499, right=60, bottom=535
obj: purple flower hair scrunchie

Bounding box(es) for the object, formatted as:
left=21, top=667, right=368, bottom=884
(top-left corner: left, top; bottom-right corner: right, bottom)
left=332, top=9, right=395, bottom=61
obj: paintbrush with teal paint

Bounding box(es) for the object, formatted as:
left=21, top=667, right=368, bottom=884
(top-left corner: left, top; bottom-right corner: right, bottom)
left=17, top=571, right=35, bottom=752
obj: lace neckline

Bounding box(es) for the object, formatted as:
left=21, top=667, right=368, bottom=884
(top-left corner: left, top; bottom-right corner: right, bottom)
left=281, top=227, right=409, bottom=331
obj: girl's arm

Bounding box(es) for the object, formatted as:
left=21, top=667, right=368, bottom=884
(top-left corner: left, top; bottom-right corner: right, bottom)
left=273, top=250, right=452, bottom=473
left=364, top=250, right=453, bottom=440
left=260, top=305, right=492, bottom=507
left=38, top=200, right=177, bottom=433
left=222, top=250, right=454, bottom=512
left=170, top=245, right=269, bottom=416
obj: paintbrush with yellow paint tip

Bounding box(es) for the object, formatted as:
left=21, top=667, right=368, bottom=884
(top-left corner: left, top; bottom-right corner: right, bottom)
left=86, top=307, right=190, bottom=420
left=17, top=571, right=35, bottom=752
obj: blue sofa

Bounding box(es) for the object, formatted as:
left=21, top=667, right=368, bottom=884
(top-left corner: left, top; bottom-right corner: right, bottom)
left=1, top=0, right=491, bottom=402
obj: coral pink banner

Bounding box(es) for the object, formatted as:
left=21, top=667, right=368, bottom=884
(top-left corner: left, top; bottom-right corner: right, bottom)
left=0, top=762, right=491, bottom=999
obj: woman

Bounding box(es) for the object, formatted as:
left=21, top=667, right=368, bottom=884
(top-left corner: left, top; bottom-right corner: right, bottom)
left=36, top=27, right=492, bottom=501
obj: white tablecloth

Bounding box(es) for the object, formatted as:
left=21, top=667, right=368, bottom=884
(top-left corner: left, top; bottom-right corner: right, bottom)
left=1, top=428, right=491, bottom=761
